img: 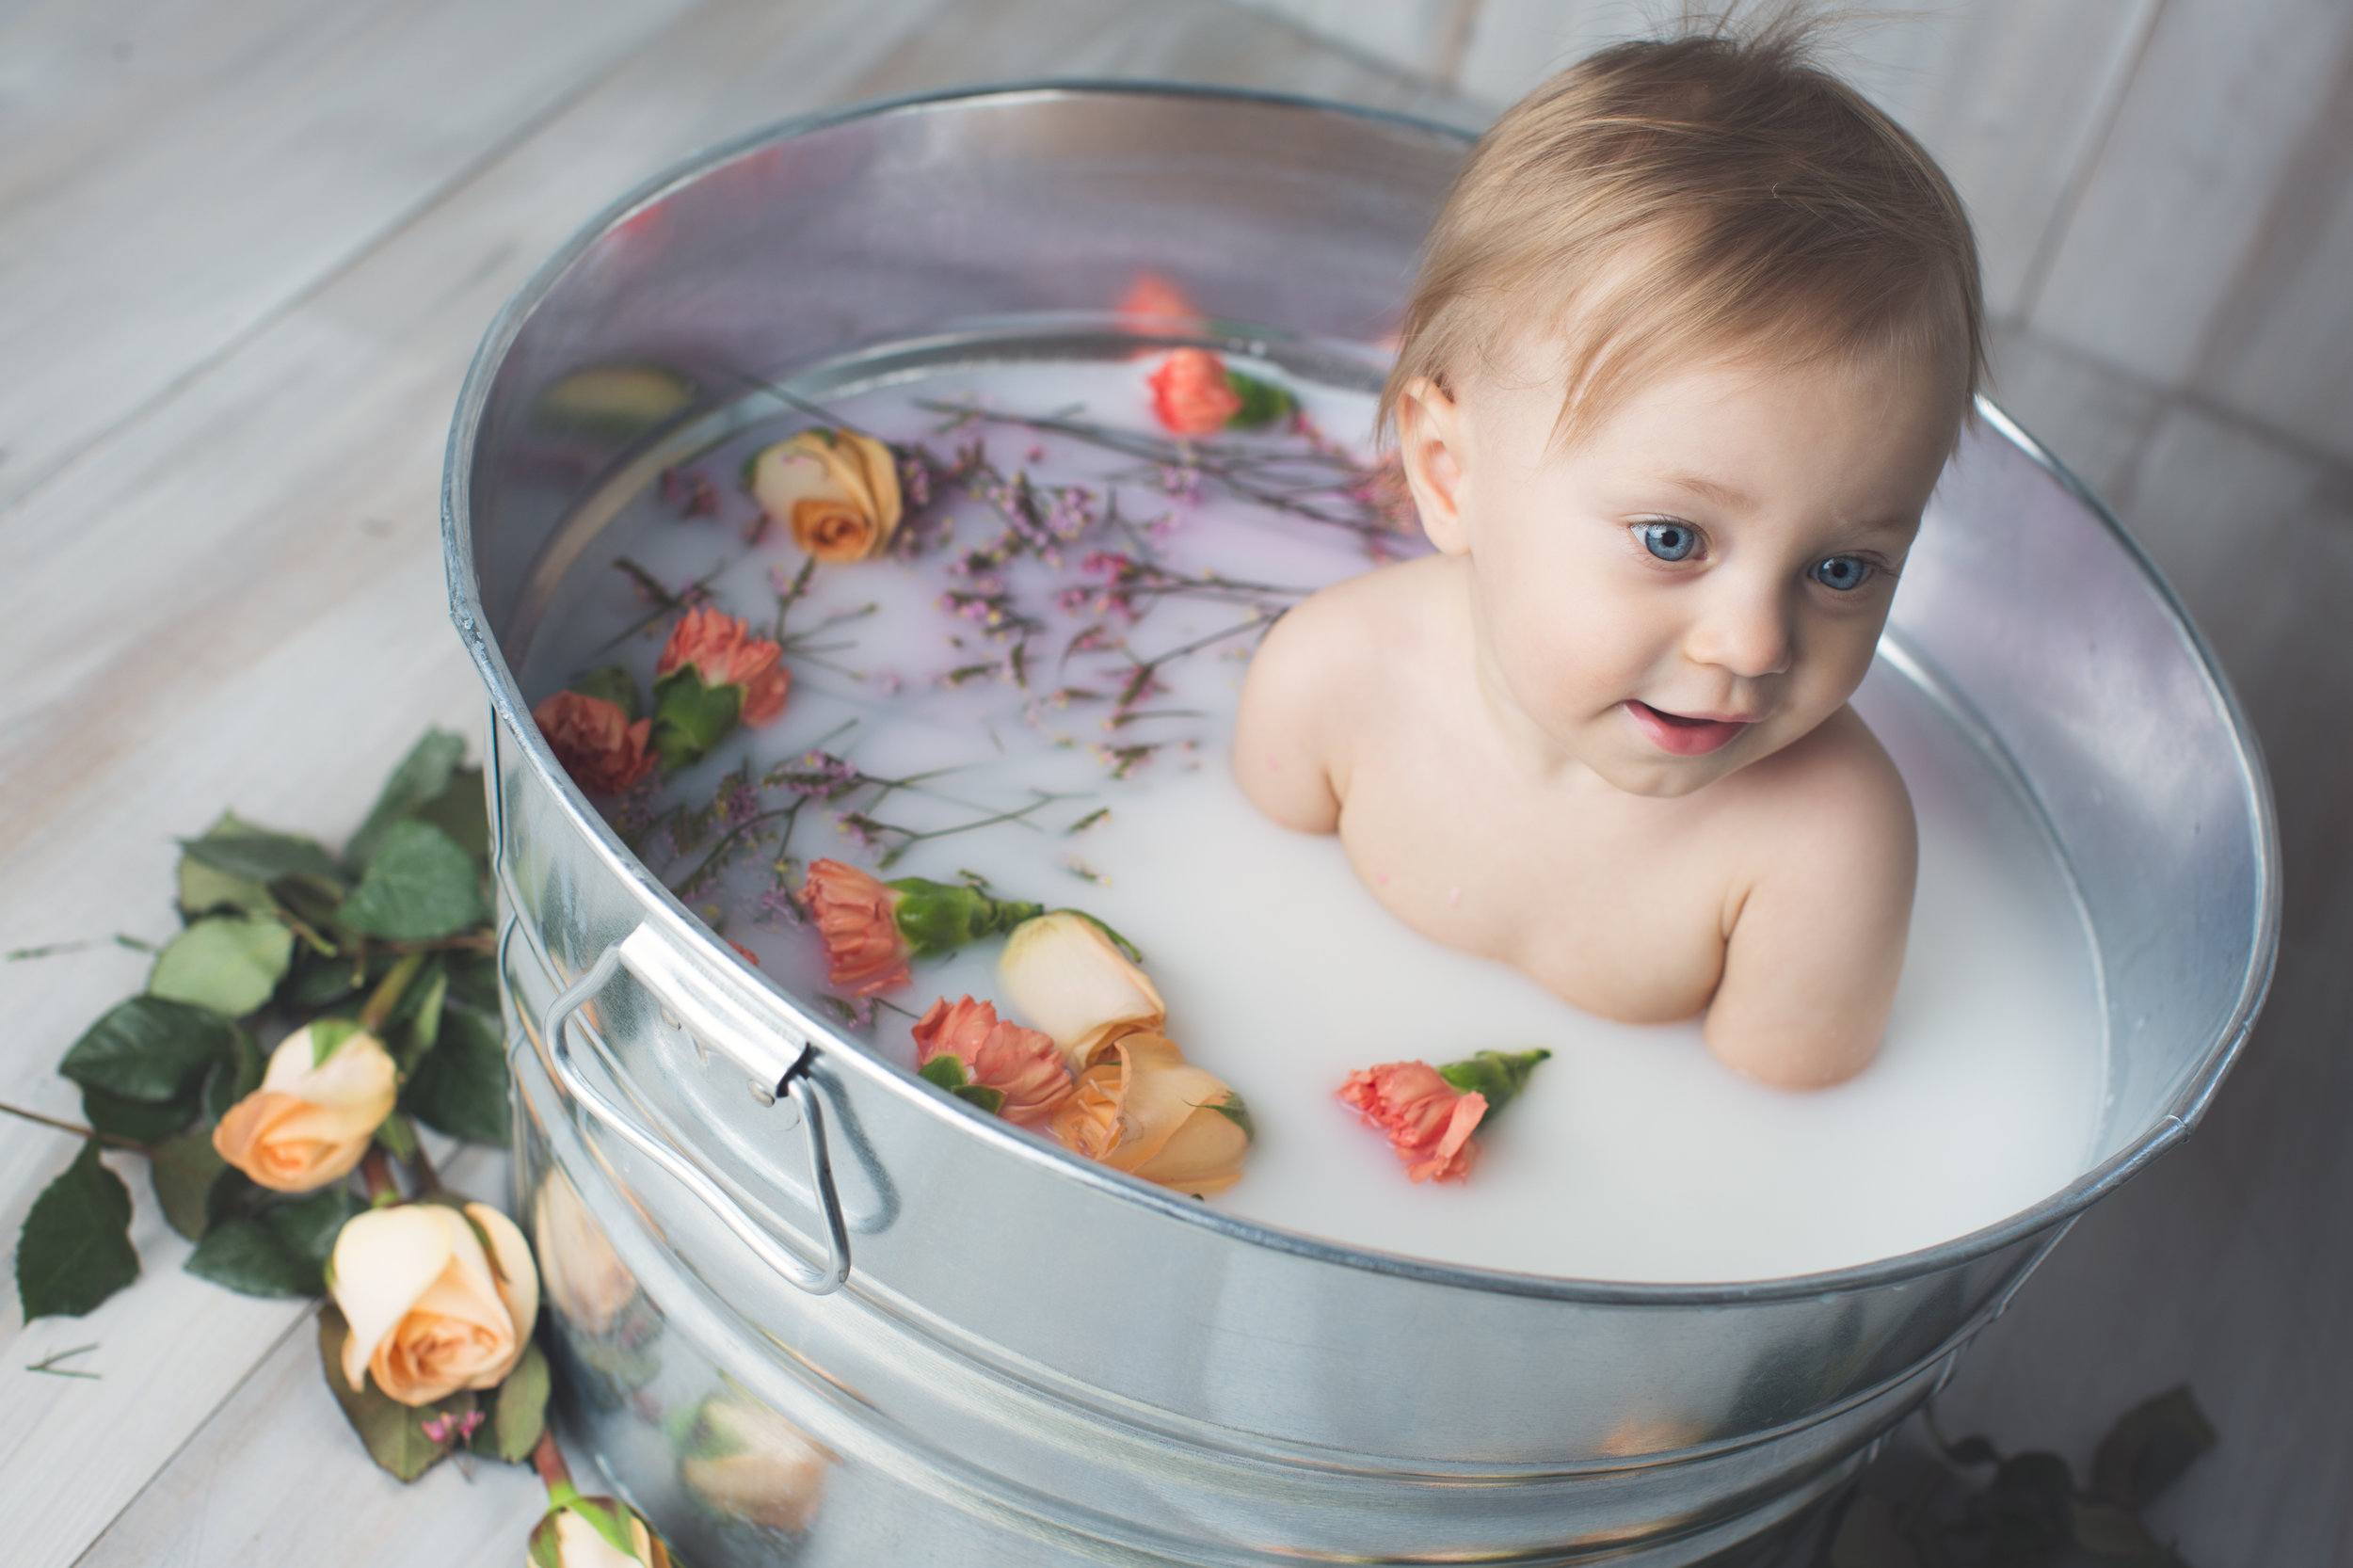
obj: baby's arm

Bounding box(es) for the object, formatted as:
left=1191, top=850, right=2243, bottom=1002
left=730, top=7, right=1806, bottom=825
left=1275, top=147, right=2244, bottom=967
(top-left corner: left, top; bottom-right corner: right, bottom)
left=1704, top=716, right=1917, bottom=1089
left=1232, top=587, right=1362, bottom=833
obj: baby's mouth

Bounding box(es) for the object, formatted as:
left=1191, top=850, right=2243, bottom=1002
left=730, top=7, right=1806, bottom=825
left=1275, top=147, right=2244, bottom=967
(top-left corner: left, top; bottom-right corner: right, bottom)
left=1625, top=700, right=1753, bottom=757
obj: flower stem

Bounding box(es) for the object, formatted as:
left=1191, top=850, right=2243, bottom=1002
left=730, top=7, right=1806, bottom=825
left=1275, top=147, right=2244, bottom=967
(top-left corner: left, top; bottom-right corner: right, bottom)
left=360, top=1145, right=399, bottom=1201
left=532, top=1426, right=574, bottom=1494
left=360, top=951, right=426, bottom=1032
left=404, top=1140, right=443, bottom=1195
left=0, top=1098, right=148, bottom=1153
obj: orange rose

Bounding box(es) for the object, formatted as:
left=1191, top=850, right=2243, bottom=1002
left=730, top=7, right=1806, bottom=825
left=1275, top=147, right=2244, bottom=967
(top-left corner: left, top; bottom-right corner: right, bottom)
left=911, top=996, right=1073, bottom=1127
left=997, top=910, right=1164, bottom=1068
left=534, top=690, right=655, bottom=794
left=1146, top=348, right=1243, bottom=437
left=656, top=607, right=789, bottom=728
left=1337, top=1061, right=1486, bottom=1184
left=212, top=1022, right=398, bottom=1192
left=329, top=1200, right=539, bottom=1406
left=748, top=428, right=903, bottom=564
left=1050, top=1032, right=1251, bottom=1197
left=801, top=858, right=910, bottom=995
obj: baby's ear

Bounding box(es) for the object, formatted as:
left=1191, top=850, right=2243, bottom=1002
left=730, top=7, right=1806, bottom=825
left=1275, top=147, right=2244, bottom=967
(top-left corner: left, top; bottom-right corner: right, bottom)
left=1395, top=378, right=1471, bottom=555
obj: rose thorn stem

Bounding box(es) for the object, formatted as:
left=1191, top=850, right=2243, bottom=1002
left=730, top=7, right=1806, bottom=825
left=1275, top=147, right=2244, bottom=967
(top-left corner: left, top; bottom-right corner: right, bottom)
left=360, top=1144, right=399, bottom=1201
left=532, top=1427, right=574, bottom=1494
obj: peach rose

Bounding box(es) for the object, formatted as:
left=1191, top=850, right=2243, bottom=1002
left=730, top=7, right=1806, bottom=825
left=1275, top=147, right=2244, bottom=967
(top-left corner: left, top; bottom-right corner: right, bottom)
left=529, top=1496, right=673, bottom=1568
left=656, top=607, right=789, bottom=728
left=680, top=1395, right=833, bottom=1533
left=997, top=911, right=1164, bottom=1068
left=329, top=1199, right=539, bottom=1406
left=533, top=1172, right=636, bottom=1337
left=1146, top=348, right=1242, bottom=437
left=800, top=859, right=911, bottom=996
left=748, top=428, right=904, bottom=564
left=534, top=690, right=655, bottom=794
left=1050, top=1032, right=1252, bottom=1197
left=211, top=1022, right=397, bottom=1192
left=911, top=996, right=1073, bottom=1127
left=1337, top=1061, right=1487, bottom=1184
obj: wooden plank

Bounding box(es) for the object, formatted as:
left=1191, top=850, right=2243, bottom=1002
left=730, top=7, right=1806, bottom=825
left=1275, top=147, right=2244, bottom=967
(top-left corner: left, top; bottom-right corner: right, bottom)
left=0, top=0, right=706, bottom=514
left=2025, top=0, right=2353, bottom=388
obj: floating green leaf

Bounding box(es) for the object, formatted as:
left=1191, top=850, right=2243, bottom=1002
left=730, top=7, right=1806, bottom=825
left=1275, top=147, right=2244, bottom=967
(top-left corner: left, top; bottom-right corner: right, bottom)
left=148, top=915, right=295, bottom=1016
left=403, top=1001, right=512, bottom=1144
left=150, top=1131, right=230, bottom=1241
left=339, top=820, right=488, bottom=941
left=60, top=995, right=237, bottom=1102
left=348, top=730, right=468, bottom=870
left=317, top=1304, right=472, bottom=1481
left=491, top=1340, right=552, bottom=1463
left=1224, top=368, right=1297, bottom=429
left=1435, top=1048, right=1551, bottom=1117
left=648, top=665, right=743, bottom=773
left=16, top=1141, right=139, bottom=1320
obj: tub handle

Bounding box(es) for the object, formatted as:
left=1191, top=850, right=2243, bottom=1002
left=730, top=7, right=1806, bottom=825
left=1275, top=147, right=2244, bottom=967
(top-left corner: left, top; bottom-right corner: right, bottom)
left=534, top=923, right=851, bottom=1295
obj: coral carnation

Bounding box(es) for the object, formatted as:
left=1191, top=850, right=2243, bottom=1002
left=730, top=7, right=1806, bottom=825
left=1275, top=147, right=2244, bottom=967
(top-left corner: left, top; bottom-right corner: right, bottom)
left=801, top=858, right=909, bottom=996
left=1337, top=1061, right=1487, bottom=1184
left=658, top=607, right=790, bottom=727
left=912, top=996, right=1073, bottom=1127
left=1146, top=348, right=1242, bottom=437
left=534, top=690, right=655, bottom=794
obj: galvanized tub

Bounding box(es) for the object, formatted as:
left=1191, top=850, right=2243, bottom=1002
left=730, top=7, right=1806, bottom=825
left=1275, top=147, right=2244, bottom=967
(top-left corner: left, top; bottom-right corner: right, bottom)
left=443, top=85, right=2279, bottom=1565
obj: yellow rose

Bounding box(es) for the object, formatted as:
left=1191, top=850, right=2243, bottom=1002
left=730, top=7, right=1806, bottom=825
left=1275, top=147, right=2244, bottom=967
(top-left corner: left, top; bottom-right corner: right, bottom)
left=528, top=1497, right=672, bottom=1568
left=681, top=1395, right=833, bottom=1533
left=998, top=911, right=1165, bottom=1068
left=533, top=1172, right=637, bottom=1337
left=211, top=1022, right=397, bottom=1192
left=748, top=427, right=903, bottom=564
left=1049, top=1032, right=1252, bottom=1197
left=330, top=1200, right=539, bottom=1406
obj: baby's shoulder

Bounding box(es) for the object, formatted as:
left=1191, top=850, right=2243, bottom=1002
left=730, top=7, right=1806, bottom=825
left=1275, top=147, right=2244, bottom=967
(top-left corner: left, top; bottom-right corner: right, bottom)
left=1249, top=556, right=1450, bottom=696
left=1724, top=706, right=1916, bottom=872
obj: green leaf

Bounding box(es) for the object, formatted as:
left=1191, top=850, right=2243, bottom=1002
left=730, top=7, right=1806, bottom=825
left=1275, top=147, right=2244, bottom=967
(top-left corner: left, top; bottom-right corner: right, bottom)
left=1224, top=368, right=1297, bottom=429
left=80, top=1083, right=199, bottom=1143
left=178, top=814, right=280, bottom=920
left=339, top=821, right=488, bottom=942
left=416, top=767, right=490, bottom=867
left=918, top=1055, right=968, bottom=1090
left=349, top=730, right=468, bottom=870
left=61, top=995, right=238, bottom=1102
left=16, top=1141, right=139, bottom=1319
left=281, top=948, right=365, bottom=1012
left=953, top=1083, right=1006, bottom=1113
left=2091, top=1385, right=2216, bottom=1512
left=386, top=960, right=449, bottom=1072
left=269, top=1186, right=363, bottom=1266
left=446, top=951, right=502, bottom=1014
left=317, top=1304, right=471, bottom=1481
left=568, top=665, right=644, bottom=722
left=148, top=916, right=296, bottom=1016
left=374, top=1111, right=421, bottom=1162
left=186, top=1216, right=322, bottom=1297
left=402, top=1001, right=512, bottom=1144
left=151, top=1131, right=230, bottom=1241
left=1208, top=1092, right=1255, bottom=1142
left=648, top=665, right=743, bottom=773
left=179, top=826, right=344, bottom=889
left=491, top=1340, right=552, bottom=1463
left=200, top=1029, right=264, bottom=1124
left=888, top=878, right=1043, bottom=959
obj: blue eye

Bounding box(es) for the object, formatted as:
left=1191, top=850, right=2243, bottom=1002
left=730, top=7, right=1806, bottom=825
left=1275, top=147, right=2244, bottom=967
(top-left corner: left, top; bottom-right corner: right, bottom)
left=1638, top=521, right=1698, bottom=562
left=1809, top=554, right=1872, bottom=591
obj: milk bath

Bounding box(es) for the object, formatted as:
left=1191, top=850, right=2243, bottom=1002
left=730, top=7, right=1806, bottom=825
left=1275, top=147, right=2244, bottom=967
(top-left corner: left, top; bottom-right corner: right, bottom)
left=514, top=342, right=2107, bottom=1285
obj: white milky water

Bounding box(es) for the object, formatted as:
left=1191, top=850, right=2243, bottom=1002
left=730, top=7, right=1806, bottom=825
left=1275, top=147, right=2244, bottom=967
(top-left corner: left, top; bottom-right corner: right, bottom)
left=515, top=345, right=2107, bottom=1285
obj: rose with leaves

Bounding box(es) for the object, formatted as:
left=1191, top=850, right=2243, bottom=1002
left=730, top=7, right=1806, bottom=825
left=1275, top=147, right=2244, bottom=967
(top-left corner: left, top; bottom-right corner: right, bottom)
left=747, top=426, right=904, bottom=564
left=329, top=1199, right=539, bottom=1406
left=1050, top=1032, right=1252, bottom=1197
left=996, top=909, right=1163, bottom=1068
left=211, top=1019, right=397, bottom=1192
left=647, top=607, right=789, bottom=772
left=1337, top=1049, right=1550, bottom=1184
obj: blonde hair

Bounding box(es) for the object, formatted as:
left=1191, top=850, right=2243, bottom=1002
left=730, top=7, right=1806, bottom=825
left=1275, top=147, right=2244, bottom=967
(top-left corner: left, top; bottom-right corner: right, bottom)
left=1380, top=11, right=1985, bottom=447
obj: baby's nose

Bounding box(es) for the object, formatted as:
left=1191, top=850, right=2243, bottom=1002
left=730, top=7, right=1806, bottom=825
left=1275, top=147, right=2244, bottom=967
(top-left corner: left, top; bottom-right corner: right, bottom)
left=1685, top=582, right=1793, bottom=680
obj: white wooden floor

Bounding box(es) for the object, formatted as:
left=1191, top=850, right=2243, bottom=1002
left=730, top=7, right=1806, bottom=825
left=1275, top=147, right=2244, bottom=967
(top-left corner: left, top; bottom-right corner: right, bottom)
left=0, top=3, right=2343, bottom=1565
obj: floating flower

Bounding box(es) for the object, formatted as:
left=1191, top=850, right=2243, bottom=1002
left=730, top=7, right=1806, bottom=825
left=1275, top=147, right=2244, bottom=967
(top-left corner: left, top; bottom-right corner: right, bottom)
left=911, top=996, right=1073, bottom=1127
left=1119, top=272, right=1200, bottom=331
left=648, top=608, right=789, bottom=771
left=680, top=1394, right=834, bottom=1533
left=800, top=861, right=1047, bottom=997
left=534, top=689, right=654, bottom=795
left=747, top=427, right=904, bottom=564
left=211, top=1021, right=398, bottom=1192
left=329, top=1199, right=539, bottom=1406
left=997, top=910, right=1162, bottom=1068
left=1146, top=348, right=1298, bottom=437
left=1050, top=1032, right=1252, bottom=1196
left=1337, top=1048, right=1550, bottom=1184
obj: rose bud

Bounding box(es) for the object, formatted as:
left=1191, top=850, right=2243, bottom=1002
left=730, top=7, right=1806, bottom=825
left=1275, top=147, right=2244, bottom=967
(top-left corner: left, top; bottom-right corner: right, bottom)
left=648, top=607, right=789, bottom=771
left=1144, top=348, right=1297, bottom=437
left=528, top=1494, right=673, bottom=1568
left=534, top=680, right=654, bottom=796
left=533, top=1172, right=637, bottom=1338
left=799, top=861, right=1046, bottom=997
left=329, top=1199, right=539, bottom=1406
left=211, top=1020, right=398, bottom=1192
left=1050, top=1032, right=1252, bottom=1197
left=680, top=1395, right=833, bottom=1534
left=997, top=910, right=1163, bottom=1068
left=911, top=996, right=1073, bottom=1127
left=1337, top=1048, right=1550, bottom=1184
left=746, top=427, right=904, bottom=564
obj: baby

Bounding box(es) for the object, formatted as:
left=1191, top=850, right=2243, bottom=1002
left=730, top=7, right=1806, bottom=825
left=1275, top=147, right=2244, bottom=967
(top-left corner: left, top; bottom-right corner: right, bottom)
left=1236, top=24, right=1983, bottom=1089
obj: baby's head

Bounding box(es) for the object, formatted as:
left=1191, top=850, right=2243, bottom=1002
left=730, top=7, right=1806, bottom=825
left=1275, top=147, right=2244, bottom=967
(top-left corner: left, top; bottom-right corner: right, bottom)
left=1385, top=20, right=1984, bottom=797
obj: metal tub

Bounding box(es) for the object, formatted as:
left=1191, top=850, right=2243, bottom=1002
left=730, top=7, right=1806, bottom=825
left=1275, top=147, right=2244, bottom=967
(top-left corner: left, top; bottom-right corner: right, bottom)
left=441, top=86, right=2279, bottom=1564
